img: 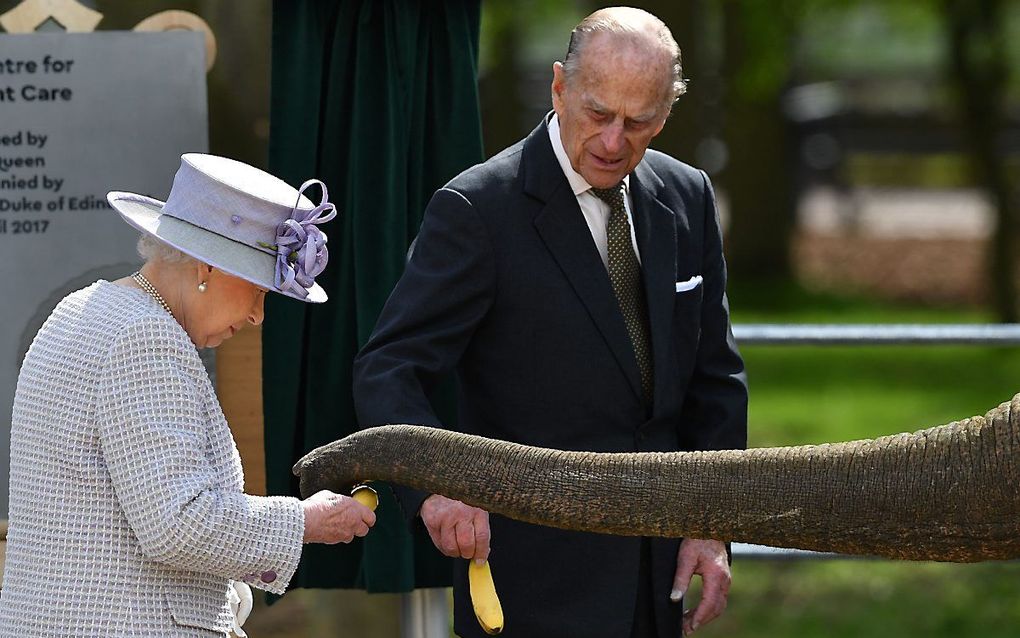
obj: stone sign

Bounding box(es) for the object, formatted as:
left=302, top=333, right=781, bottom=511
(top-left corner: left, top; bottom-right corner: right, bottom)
left=0, top=31, right=208, bottom=515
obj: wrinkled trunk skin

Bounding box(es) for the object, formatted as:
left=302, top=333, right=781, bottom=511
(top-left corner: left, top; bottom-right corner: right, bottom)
left=295, top=394, right=1020, bottom=562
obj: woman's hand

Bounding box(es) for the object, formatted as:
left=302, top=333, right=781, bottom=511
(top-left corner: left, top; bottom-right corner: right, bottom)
left=301, top=490, right=376, bottom=544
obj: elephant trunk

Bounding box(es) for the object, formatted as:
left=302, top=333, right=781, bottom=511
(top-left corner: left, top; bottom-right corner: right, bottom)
left=293, top=395, right=1020, bottom=562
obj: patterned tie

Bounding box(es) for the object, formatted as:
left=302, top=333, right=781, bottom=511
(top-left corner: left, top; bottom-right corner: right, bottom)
left=589, top=183, right=654, bottom=405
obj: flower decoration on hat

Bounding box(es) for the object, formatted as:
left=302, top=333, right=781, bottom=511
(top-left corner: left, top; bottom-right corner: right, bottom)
left=273, top=179, right=337, bottom=299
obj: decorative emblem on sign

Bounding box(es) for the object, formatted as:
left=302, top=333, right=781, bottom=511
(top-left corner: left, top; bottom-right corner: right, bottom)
left=1, top=1, right=216, bottom=71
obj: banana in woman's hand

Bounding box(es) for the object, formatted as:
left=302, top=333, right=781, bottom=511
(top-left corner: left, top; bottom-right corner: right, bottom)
left=351, top=484, right=379, bottom=511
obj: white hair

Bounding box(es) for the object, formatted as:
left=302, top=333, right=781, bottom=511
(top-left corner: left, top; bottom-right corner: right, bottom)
left=562, top=7, right=686, bottom=108
left=136, top=233, right=196, bottom=265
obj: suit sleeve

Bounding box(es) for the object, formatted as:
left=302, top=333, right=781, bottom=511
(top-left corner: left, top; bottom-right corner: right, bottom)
left=96, top=318, right=304, bottom=595
left=353, top=186, right=496, bottom=522
left=678, top=171, right=748, bottom=452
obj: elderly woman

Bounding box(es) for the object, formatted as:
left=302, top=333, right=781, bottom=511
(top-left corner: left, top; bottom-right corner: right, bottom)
left=0, top=154, right=374, bottom=637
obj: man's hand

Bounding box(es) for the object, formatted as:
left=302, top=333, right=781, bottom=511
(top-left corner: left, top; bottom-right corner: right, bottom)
left=671, top=538, right=731, bottom=636
left=420, top=494, right=491, bottom=562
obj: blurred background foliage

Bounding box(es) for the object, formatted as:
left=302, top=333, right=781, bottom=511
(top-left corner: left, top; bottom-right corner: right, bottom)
left=479, top=0, right=1020, bottom=315
left=3, top=0, right=1019, bottom=635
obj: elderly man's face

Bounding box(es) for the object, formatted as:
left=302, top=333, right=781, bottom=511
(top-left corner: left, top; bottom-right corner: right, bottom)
left=552, top=34, right=671, bottom=189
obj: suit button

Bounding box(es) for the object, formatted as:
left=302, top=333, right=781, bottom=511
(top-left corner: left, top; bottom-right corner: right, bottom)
left=261, top=570, right=277, bottom=584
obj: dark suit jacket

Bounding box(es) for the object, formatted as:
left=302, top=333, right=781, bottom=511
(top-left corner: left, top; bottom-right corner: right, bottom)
left=354, top=119, right=748, bottom=638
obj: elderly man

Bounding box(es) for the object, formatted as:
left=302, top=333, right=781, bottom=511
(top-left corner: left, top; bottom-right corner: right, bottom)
left=354, top=7, right=747, bottom=638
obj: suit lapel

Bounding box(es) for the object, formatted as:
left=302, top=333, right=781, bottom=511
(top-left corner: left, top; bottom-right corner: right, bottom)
left=524, top=122, right=645, bottom=402
left=631, top=162, right=682, bottom=415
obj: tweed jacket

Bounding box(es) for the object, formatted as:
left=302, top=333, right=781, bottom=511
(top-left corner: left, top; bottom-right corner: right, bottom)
left=0, top=281, right=304, bottom=637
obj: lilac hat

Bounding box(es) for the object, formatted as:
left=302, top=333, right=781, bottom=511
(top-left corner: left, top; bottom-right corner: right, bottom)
left=107, top=153, right=335, bottom=303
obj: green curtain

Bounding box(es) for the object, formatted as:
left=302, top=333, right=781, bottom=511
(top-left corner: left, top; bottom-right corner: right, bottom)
left=264, top=0, right=484, bottom=592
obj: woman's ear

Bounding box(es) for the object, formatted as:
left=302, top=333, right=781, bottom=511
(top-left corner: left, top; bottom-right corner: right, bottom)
left=193, top=262, right=214, bottom=292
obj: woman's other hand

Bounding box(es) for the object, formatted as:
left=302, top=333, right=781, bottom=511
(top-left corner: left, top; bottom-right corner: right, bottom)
left=301, top=490, right=376, bottom=544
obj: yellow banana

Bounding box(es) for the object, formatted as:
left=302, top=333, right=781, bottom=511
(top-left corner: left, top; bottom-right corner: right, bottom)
left=351, top=484, right=501, bottom=633
left=351, top=484, right=379, bottom=511
left=469, top=559, right=504, bottom=635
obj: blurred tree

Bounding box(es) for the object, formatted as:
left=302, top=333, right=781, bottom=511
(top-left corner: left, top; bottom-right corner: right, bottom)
left=477, top=1, right=583, bottom=157
left=478, top=2, right=525, bottom=157
left=640, top=0, right=715, bottom=167
left=943, top=0, right=1018, bottom=322
left=718, top=0, right=798, bottom=282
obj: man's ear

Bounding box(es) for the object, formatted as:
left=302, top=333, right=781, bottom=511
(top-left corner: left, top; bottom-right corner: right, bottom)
left=551, top=61, right=566, bottom=112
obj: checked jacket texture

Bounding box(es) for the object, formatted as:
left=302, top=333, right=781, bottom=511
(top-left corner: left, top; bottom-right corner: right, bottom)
left=0, top=281, right=304, bottom=637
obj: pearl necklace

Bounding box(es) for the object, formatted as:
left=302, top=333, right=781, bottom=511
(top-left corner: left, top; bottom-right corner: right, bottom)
left=131, top=271, right=174, bottom=317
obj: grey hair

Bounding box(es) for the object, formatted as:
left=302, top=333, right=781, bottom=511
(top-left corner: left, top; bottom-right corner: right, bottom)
left=136, top=233, right=196, bottom=265
left=562, top=7, right=686, bottom=108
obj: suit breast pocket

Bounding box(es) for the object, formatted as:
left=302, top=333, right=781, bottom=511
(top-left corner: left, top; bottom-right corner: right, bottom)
left=672, top=282, right=704, bottom=368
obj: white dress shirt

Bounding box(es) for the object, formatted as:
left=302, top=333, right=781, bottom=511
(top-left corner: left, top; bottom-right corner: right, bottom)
left=548, top=113, right=642, bottom=267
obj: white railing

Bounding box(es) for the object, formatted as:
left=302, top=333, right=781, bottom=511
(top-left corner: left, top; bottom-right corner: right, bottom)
left=732, top=323, right=1020, bottom=558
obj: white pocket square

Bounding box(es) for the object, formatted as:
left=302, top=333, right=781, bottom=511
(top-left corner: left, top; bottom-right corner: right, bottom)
left=675, top=276, right=703, bottom=293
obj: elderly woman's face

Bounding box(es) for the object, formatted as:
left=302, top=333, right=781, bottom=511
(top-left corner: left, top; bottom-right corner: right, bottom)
left=186, top=268, right=267, bottom=349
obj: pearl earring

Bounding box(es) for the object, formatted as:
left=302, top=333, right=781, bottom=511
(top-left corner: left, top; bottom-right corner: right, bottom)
left=198, top=281, right=208, bottom=293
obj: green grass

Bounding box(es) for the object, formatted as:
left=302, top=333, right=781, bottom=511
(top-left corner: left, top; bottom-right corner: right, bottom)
left=729, top=280, right=1020, bottom=446
left=744, top=346, right=1020, bottom=447
left=708, top=561, right=1020, bottom=638
left=686, top=282, right=1020, bottom=638
left=728, top=279, right=992, bottom=324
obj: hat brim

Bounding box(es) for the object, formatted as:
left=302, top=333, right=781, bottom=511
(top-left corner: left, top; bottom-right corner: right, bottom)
left=107, top=191, right=327, bottom=304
